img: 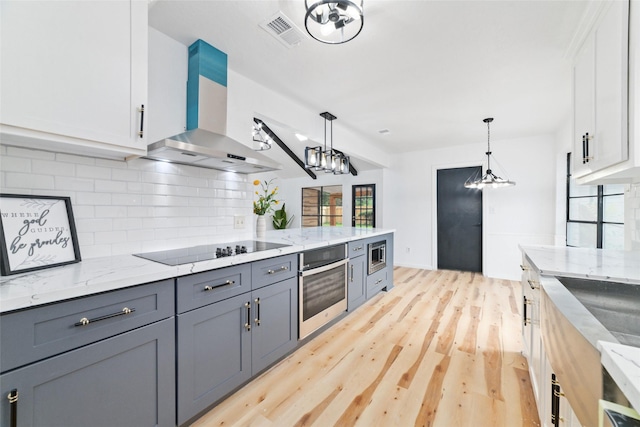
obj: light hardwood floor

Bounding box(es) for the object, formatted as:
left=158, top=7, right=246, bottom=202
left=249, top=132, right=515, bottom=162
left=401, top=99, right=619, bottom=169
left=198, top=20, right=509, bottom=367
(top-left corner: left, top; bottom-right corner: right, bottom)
left=191, top=267, right=540, bottom=427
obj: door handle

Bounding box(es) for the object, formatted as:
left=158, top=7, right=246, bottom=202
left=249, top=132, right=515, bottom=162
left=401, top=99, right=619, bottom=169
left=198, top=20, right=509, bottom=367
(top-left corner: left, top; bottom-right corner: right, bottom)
left=244, top=302, right=251, bottom=331
left=254, top=298, right=261, bottom=326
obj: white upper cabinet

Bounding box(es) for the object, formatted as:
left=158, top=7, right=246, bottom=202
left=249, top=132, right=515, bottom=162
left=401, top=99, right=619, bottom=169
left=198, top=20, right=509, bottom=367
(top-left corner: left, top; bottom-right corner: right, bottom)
left=0, top=1, right=148, bottom=160
left=573, top=0, right=640, bottom=184
left=573, top=0, right=630, bottom=180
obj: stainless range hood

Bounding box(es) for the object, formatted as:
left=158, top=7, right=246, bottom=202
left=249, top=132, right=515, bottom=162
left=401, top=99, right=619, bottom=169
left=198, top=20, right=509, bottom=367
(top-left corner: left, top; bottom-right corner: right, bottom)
left=145, top=40, right=281, bottom=174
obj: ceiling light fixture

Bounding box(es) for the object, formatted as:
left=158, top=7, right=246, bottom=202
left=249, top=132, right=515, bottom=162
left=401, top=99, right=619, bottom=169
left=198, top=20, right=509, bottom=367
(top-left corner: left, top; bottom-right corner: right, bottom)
left=304, top=112, right=350, bottom=175
left=304, top=0, right=364, bottom=44
left=464, top=118, right=516, bottom=189
left=252, top=122, right=272, bottom=151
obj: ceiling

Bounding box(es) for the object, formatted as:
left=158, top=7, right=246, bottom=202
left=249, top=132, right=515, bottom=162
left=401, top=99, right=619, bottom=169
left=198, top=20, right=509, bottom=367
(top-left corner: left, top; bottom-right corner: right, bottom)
left=149, top=0, right=589, bottom=175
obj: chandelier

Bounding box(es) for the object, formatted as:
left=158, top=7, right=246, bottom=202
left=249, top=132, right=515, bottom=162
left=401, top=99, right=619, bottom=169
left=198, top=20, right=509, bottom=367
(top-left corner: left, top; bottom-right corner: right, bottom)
left=464, top=118, right=516, bottom=189
left=304, top=0, right=364, bottom=44
left=304, top=112, right=350, bottom=175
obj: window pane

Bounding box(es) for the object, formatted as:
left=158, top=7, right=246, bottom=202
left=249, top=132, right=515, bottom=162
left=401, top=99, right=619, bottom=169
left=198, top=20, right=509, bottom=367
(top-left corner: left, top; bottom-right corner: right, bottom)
left=603, top=224, right=624, bottom=249
left=302, top=216, right=320, bottom=227
left=603, top=194, right=624, bottom=223
left=567, top=222, right=597, bottom=247
left=569, top=179, right=597, bottom=197
left=568, top=197, right=598, bottom=221
left=603, top=184, right=626, bottom=195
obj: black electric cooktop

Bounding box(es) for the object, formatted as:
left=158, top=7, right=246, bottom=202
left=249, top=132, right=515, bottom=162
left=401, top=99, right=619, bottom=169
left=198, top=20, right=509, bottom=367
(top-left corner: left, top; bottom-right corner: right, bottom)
left=134, top=240, right=291, bottom=266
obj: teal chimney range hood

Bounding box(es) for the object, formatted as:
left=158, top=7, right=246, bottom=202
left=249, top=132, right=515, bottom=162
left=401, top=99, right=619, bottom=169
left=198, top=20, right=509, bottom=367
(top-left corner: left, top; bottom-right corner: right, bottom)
left=146, top=40, right=281, bottom=174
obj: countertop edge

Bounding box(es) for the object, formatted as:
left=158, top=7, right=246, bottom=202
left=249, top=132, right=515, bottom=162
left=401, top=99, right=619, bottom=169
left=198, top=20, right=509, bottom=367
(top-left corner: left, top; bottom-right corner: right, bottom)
left=598, top=341, right=640, bottom=412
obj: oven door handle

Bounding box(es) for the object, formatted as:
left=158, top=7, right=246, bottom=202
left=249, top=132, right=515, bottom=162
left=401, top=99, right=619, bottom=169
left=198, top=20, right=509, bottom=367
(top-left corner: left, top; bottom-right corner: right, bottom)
left=299, top=258, right=349, bottom=277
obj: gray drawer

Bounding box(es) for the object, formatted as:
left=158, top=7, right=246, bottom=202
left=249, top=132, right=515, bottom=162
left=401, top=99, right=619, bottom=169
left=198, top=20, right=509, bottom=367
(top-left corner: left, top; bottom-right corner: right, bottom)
left=176, top=263, right=251, bottom=313
left=366, top=268, right=388, bottom=299
left=348, top=240, right=366, bottom=259
left=251, top=254, right=297, bottom=290
left=1, top=279, right=174, bottom=373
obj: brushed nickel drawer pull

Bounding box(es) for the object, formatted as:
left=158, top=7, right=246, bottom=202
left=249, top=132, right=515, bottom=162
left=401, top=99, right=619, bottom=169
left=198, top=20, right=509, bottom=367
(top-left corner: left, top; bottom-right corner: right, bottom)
left=204, top=280, right=235, bottom=291
left=353, top=246, right=363, bottom=251
left=74, top=307, right=136, bottom=327
left=375, top=279, right=383, bottom=285
left=267, top=266, right=288, bottom=274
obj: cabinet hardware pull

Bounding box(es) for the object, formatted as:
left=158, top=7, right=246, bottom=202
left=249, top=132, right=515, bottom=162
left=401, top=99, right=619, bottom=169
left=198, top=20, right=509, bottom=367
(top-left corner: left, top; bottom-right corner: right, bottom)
left=7, top=389, right=18, bottom=427
left=553, top=390, right=565, bottom=398
left=138, top=104, right=145, bottom=138
left=527, top=280, right=540, bottom=290
left=267, top=266, right=288, bottom=274
left=244, top=302, right=251, bottom=331
left=74, top=307, right=135, bottom=327
left=204, top=280, right=235, bottom=291
left=585, top=132, right=591, bottom=162
left=350, top=265, right=354, bottom=282
left=523, top=296, right=529, bottom=325
left=375, top=279, right=383, bottom=285
left=254, top=298, right=261, bottom=325
left=582, top=134, right=587, bottom=164
left=353, top=246, right=363, bottom=251
left=519, top=264, right=529, bottom=271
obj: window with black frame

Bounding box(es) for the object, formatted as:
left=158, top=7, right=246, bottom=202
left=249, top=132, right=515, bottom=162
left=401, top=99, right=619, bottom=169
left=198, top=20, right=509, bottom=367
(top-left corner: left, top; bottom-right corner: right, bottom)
left=301, top=186, right=343, bottom=227
left=352, top=184, right=375, bottom=228
left=566, top=153, right=624, bottom=248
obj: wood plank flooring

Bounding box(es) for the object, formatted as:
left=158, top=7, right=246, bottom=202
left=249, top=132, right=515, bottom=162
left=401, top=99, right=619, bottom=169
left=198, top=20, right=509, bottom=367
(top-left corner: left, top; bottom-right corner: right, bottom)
left=191, top=268, right=540, bottom=427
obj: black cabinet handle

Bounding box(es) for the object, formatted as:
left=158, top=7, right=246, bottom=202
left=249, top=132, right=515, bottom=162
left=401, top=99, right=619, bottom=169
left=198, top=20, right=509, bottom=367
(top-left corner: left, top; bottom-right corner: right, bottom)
left=7, top=389, right=18, bottom=427
left=585, top=132, right=590, bottom=163
left=74, top=307, right=135, bottom=327
left=244, top=302, right=251, bottom=331
left=582, top=134, right=587, bottom=164
left=523, top=296, right=528, bottom=326
left=138, top=104, right=145, bottom=138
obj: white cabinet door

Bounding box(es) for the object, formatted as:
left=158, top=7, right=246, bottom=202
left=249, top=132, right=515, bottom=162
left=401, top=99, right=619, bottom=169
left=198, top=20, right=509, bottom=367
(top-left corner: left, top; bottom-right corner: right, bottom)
left=593, top=0, right=630, bottom=170
left=572, top=0, right=629, bottom=178
left=0, top=0, right=147, bottom=158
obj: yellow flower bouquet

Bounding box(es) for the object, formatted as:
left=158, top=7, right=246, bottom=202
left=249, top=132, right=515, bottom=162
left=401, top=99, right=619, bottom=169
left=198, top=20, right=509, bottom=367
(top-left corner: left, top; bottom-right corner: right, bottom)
left=253, top=179, right=279, bottom=215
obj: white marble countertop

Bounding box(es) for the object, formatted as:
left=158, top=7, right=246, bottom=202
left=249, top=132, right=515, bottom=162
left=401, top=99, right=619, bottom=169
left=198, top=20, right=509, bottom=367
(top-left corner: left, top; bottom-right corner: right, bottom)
left=519, top=245, right=640, bottom=284
left=0, top=227, right=393, bottom=313
left=598, top=341, right=640, bottom=412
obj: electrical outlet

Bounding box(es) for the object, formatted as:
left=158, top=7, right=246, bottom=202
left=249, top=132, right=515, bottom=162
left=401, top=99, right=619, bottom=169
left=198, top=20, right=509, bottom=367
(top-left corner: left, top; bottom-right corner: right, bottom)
left=406, top=247, right=411, bottom=253
left=234, top=215, right=245, bottom=229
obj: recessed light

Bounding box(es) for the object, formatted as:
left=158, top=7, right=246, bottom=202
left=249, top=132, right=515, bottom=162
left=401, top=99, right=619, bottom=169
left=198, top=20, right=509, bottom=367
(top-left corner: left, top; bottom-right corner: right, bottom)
left=295, top=133, right=308, bottom=141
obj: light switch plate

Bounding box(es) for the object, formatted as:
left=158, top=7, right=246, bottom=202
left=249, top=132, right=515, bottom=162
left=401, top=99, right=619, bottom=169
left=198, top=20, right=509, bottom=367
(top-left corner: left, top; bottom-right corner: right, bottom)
left=234, top=215, right=245, bottom=229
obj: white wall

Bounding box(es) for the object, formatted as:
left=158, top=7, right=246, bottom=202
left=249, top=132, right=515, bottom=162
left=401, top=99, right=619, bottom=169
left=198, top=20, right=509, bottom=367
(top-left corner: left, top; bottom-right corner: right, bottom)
left=385, top=134, right=557, bottom=280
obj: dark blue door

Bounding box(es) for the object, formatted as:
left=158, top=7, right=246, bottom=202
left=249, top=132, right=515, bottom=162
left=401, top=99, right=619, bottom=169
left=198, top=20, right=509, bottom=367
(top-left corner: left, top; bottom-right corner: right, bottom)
left=437, top=167, right=483, bottom=272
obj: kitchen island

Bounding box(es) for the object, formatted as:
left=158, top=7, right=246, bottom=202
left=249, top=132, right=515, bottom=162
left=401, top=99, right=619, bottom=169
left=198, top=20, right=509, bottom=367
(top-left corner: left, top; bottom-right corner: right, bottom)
left=520, top=245, right=640, bottom=426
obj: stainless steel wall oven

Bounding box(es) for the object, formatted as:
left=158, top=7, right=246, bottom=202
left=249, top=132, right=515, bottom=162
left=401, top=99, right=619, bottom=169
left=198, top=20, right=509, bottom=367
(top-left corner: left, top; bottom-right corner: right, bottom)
left=298, top=244, right=348, bottom=339
left=368, top=240, right=386, bottom=274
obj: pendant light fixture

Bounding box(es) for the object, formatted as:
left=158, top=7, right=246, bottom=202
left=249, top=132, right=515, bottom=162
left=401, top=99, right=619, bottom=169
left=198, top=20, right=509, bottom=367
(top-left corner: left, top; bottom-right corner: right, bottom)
left=304, top=112, right=351, bottom=175
left=464, top=118, right=516, bottom=189
left=252, top=122, right=272, bottom=151
left=304, top=0, right=364, bottom=44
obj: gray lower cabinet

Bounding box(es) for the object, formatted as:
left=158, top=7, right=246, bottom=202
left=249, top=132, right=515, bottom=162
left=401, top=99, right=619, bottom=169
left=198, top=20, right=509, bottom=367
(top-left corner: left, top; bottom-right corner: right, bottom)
left=348, top=256, right=366, bottom=311
left=176, top=276, right=297, bottom=425
left=366, top=267, right=388, bottom=299
left=0, top=318, right=175, bottom=427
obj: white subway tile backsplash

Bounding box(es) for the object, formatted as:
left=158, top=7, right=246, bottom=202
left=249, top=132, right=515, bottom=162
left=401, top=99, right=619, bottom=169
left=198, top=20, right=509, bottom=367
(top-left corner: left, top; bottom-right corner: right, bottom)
left=76, top=192, right=112, bottom=206
left=5, top=172, right=55, bottom=190
left=95, top=180, right=128, bottom=193
left=1, top=148, right=255, bottom=258
left=0, top=156, right=31, bottom=173
left=55, top=176, right=94, bottom=192
left=77, top=164, right=111, bottom=180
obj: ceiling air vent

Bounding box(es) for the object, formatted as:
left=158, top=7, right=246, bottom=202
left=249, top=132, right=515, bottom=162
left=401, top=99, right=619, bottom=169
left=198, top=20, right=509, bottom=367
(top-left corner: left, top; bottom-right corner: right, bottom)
left=260, top=11, right=307, bottom=48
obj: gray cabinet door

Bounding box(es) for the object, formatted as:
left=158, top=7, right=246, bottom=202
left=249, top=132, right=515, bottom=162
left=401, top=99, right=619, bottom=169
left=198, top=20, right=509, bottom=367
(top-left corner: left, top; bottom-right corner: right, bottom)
left=251, top=277, right=298, bottom=374
left=176, top=293, right=252, bottom=425
left=0, top=318, right=175, bottom=427
left=348, top=257, right=366, bottom=311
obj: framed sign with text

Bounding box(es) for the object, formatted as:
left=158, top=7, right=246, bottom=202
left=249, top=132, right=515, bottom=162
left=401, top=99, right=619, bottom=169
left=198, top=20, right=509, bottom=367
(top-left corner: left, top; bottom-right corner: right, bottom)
left=0, top=194, right=81, bottom=276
